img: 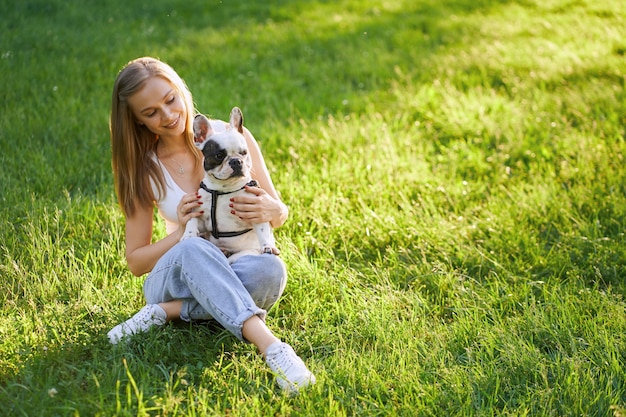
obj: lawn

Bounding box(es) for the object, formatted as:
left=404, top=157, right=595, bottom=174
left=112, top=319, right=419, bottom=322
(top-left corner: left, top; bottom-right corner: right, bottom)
left=1, top=0, right=625, bottom=415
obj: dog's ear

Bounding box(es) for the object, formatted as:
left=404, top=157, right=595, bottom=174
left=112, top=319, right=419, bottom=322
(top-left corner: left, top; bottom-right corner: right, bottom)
left=229, top=107, right=244, bottom=134
left=193, top=114, right=214, bottom=144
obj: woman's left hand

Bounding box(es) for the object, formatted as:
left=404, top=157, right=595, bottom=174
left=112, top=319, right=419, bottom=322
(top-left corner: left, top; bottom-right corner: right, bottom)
left=229, top=186, right=283, bottom=225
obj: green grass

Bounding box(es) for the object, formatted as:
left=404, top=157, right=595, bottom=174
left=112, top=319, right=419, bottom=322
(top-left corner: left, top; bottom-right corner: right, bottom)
left=1, top=0, right=625, bottom=415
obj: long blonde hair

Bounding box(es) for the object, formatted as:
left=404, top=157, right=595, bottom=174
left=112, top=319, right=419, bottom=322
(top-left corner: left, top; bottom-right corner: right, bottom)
left=110, top=57, right=201, bottom=217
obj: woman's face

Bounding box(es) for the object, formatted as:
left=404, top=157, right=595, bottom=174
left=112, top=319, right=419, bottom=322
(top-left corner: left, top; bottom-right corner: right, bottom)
left=128, top=76, right=187, bottom=139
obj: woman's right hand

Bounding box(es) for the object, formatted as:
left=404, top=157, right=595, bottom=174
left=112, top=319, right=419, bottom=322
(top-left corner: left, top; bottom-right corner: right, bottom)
left=176, top=192, right=204, bottom=226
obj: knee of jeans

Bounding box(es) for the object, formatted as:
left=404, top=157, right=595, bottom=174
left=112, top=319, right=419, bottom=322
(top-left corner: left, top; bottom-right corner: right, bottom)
left=178, top=237, right=206, bottom=250
left=263, top=256, right=288, bottom=306
left=236, top=255, right=287, bottom=309
left=179, top=237, right=223, bottom=259
left=265, top=253, right=286, bottom=273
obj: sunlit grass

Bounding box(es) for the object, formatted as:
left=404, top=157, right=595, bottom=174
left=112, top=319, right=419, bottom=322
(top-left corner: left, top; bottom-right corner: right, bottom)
left=1, top=0, right=625, bottom=415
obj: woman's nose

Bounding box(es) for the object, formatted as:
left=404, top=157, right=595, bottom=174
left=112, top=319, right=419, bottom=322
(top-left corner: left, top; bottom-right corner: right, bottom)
left=162, top=108, right=174, bottom=121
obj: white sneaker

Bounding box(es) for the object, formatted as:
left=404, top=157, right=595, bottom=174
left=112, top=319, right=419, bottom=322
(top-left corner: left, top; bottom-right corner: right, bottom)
left=265, top=342, right=316, bottom=393
left=107, top=304, right=167, bottom=344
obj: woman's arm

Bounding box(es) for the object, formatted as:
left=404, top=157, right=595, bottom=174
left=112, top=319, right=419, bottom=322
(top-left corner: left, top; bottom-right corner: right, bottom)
left=125, top=192, right=202, bottom=276
left=125, top=204, right=177, bottom=276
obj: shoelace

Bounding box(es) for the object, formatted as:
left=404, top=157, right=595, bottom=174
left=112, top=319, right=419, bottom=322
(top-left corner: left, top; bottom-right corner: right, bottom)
left=125, top=306, right=164, bottom=330
left=269, top=345, right=303, bottom=374
left=130, top=309, right=153, bottom=326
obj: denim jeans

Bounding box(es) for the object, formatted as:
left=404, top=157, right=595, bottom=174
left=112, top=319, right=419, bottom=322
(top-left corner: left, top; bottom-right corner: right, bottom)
left=143, top=237, right=287, bottom=340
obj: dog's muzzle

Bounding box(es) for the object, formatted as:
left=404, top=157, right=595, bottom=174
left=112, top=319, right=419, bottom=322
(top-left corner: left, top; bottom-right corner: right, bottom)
left=229, top=158, right=244, bottom=176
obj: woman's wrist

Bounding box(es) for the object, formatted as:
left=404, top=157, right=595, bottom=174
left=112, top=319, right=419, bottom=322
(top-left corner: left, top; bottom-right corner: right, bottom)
left=173, top=225, right=186, bottom=241
left=271, top=201, right=289, bottom=228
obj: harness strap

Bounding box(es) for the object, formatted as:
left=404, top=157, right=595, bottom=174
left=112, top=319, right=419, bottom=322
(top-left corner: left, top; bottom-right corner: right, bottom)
left=199, top=180, right=259, bottom=238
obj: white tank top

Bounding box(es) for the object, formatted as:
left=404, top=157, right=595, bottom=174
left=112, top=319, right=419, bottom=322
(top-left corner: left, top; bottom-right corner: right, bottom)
left=151, top=119, right=227, bottom=235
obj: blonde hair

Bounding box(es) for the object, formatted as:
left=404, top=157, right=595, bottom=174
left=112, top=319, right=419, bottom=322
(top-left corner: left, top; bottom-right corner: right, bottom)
left=110, top=57, right=201, bottom=217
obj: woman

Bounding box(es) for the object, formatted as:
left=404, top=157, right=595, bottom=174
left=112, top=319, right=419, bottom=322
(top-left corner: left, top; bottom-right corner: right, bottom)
left=107, top=56, right=314, bottom=393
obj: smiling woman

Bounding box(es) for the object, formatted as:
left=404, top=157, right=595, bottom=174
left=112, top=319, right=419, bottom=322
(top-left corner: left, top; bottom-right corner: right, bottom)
left=107, top=57, right=314, bottom=394
left=129, top=76, right=192, bottom=178
left=128, top=78, right=185, bottom=134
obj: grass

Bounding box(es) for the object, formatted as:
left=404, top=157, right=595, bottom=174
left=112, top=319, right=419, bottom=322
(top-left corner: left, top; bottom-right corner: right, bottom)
left=1, top=0, right=625, bottom=415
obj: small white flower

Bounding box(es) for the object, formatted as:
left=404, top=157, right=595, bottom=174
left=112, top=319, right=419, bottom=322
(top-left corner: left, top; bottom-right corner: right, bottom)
left=48, top=388, right=58, bottom=398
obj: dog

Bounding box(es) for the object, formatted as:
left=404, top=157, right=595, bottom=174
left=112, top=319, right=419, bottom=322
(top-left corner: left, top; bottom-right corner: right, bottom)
left=181, top=107, right=277, bottom=264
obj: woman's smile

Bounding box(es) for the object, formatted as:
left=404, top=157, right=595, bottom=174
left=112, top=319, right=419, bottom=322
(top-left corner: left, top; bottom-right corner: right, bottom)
left=164, top=115, right=181, bottom=129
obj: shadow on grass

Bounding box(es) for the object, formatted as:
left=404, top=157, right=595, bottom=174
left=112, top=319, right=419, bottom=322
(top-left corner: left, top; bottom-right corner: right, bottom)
left=1, top=321, right=241, bottom=415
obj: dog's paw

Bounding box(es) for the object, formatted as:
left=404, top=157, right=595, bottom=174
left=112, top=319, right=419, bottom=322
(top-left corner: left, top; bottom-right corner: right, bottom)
left=180, top=232, right=197, bottom=242
left=262, top=246, right=280, bottom=256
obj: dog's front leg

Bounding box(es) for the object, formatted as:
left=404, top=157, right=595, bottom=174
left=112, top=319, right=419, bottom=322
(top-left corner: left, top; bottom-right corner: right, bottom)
left=180, top=217, right=201, bottom=241
left=253, top=222, right=278, bottom=255
left=180, top=188, right=210, bottom=242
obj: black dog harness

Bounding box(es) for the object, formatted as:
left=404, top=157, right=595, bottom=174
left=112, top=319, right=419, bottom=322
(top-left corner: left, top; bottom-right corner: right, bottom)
left=199, top=180, right=259, bottom=239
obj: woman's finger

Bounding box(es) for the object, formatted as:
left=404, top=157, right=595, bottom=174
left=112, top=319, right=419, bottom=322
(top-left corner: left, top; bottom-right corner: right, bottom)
left=178, top=193, right=203, bottom=222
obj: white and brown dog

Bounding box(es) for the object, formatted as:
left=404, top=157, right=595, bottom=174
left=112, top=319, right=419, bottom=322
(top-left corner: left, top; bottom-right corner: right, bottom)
left=181, top=107, right=277, bottom=264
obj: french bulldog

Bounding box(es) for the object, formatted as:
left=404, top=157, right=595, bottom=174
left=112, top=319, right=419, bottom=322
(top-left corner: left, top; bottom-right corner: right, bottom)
left=181, top=107, right=277, bottom=264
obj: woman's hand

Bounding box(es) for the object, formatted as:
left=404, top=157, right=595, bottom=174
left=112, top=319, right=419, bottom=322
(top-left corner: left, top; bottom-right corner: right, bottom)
left=177, top=192, right=204, bottom=226
left=229, top=186, right=287, bottom=227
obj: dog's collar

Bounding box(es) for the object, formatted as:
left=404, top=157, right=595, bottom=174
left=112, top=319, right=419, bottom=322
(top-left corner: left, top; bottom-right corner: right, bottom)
left=200, top=180, right=259, bottom=238
left=198, top=179, right=258, bottom=195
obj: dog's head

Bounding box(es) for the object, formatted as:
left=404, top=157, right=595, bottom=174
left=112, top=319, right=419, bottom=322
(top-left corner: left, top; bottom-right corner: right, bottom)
left=193, top=107, right=252, bottom=188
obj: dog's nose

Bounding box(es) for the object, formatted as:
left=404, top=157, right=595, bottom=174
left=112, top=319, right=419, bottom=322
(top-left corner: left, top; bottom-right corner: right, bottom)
left=229, top=159, right=242, bottom=169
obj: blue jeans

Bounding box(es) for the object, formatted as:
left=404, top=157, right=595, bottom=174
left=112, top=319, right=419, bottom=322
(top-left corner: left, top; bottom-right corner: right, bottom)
left=143, top=237, right=287, bottom=340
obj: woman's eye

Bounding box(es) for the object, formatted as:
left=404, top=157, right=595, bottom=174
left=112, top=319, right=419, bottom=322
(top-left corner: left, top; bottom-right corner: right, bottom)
left=167, top=96, right=176, bottom=104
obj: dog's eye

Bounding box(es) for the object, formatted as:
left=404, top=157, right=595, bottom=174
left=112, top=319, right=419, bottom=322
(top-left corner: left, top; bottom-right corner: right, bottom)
left=214, top=151, right=226, bottom=161
left=241, top=150, right=248, bottom=156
